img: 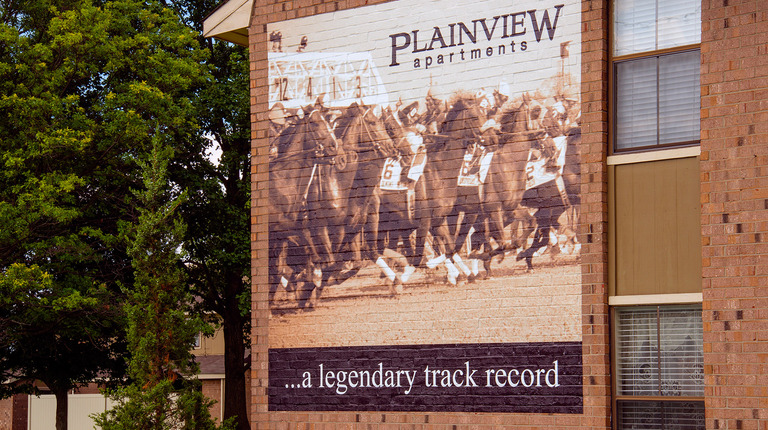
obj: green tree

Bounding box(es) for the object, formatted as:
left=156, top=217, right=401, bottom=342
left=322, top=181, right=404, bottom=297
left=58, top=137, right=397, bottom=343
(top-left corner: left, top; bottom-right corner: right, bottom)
left=158, top=2, right=252, bottom=428
left=182, top=42, right=252, bottom=430
left=96, top=137, right=231, bottom=430
left=0, top=0, right=209, bottom=428
left=0, top=264, right=126, bottom=430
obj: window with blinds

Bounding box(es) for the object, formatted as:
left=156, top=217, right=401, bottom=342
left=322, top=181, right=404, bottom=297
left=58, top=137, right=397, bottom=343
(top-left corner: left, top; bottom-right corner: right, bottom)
left=612, top=0, right=701, bottom=152
left=613, top=305, right=704, bottom=430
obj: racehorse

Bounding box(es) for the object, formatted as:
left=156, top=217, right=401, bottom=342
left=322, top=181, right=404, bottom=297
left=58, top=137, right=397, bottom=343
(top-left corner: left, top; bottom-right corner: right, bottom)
left=449, top=98, right=536, bottom=278
left=516, top=100, right=581, bottom=271
left=329, top=103, right=437, bottom=289
left=414, top=95, right=491, bottom=284
left=331, top=102, right=405, bottom=286
left=268, top=107, right=356, bottom=308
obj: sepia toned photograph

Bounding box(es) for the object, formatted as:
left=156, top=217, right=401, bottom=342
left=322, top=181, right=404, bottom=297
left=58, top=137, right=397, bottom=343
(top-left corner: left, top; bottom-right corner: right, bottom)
left=266, top=0, right=582, bottom=350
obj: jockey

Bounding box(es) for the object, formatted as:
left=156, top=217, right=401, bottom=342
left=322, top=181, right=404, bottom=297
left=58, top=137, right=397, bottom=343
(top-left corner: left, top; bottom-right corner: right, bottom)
left=400, top=125, right=427, bottom=185
left=526, top=99, right=566, bottom=175
left=268, top=102, right=288, bottom=159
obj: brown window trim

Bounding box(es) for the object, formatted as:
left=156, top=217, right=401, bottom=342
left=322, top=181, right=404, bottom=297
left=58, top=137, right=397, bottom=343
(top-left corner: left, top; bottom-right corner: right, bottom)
left=612, top=43, right=701, bottom=63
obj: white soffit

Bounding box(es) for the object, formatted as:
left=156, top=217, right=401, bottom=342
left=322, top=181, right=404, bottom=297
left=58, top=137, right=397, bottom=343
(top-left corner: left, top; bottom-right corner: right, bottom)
left=202, top=0, right=251, bottom=46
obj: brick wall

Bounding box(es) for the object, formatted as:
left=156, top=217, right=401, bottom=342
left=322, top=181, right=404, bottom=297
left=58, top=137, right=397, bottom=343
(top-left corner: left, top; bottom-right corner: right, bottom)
left=0, top=394, right=27, bottom=430
left=580, top=0, right=611, bottom=428
left=0, top=396, right=11, bottom=430
left=202, top=379, right=224, bottom=423
left=249, top=0, right=611, bottom=427
left=700, top=1, right=768, bottom=429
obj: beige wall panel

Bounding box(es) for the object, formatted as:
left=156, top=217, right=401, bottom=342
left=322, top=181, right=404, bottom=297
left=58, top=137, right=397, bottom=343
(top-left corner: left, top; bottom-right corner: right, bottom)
left=198, top=326, right=225, bottom=356
left=613, top=156, right=701, bottom=296
left=29, top=394, right=108, bottom=430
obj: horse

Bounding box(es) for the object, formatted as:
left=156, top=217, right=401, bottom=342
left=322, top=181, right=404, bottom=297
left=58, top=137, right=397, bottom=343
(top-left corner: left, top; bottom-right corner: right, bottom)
left=407, top=95, right=491, bottom=284
left=371, top=106, right=438, bottom=287
left=330, top=102, right=406, bottom=287
left=268, top=107, right=356, bottom=308
left=448, top=98, right=536, bottom=278
left=332, top=99, right=468, bottom=287
left=515, top=100, right=581, bottom=271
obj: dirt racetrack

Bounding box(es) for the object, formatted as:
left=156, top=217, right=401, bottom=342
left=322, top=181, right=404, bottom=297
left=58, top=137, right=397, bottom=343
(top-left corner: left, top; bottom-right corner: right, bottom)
left=269, top=250, right=582, bottom=349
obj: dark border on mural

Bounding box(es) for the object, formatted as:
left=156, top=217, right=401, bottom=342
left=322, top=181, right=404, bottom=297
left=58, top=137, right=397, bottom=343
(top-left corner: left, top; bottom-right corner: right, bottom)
left=269, top=341, right=583, bottom=413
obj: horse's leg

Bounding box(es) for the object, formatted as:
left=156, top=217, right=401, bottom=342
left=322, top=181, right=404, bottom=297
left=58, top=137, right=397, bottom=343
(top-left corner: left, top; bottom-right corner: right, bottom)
left=449, top=188, right=480, bottom=279
left=429, top=217, right=462, bottom=285
left=298, top=226, right=324, bottom=297
left=268, top=233, right=284, bottom=304
left=516, top=207, right=555, bottom=271
left=371, top=190, right=405, bottom=286
left=381, top=233, right=409, bottom=293
left=543, top=204, right=568, bottom=257
left=365, top=190, right=382, bottom=262
left=396, top=228, right=418, bottom=284
left=508, top=206, right=536, bottom=253
left=410, top=178, right=432, bottom=269
left=449, top=210, right=476, bottom=279
left=315, top=223, right=338, bottom=290
left=466, top=213, right=494, bottom=279
left=487, top=203, right=510, bottom=257
left=562, top=204, right=581, bottom=254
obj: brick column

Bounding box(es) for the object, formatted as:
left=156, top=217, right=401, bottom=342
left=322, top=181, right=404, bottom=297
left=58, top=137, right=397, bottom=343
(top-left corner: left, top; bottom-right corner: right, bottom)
left=580, top=0, right=612, bottom=428
left=700, top=1, right=768, bottom=429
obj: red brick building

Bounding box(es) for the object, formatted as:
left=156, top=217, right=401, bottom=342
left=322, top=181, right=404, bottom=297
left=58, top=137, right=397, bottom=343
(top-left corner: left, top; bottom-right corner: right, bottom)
left=2, top=1, right=764, bottom=430
left=211, top=0, right=765, bottom=428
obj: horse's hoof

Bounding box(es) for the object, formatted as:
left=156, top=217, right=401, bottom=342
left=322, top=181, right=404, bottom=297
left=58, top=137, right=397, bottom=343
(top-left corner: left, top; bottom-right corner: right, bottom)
left=400, top=265, right=416, bottom=283
left=312, top=268, right=323, bottom=288
left=390, top=279, right=404, bottom=294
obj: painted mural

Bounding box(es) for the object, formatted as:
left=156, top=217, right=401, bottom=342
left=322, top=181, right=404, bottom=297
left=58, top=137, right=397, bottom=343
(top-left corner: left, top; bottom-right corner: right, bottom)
left=267, top=0, right=582, bottom=412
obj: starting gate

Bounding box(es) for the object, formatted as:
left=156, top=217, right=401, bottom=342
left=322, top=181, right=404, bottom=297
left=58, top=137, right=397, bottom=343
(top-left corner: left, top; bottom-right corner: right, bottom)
left=269, top=52, right=389, bottom=108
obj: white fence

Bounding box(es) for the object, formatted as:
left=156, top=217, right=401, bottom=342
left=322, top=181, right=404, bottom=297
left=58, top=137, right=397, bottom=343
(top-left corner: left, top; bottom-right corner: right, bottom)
left=28, top=394, right=115, bottom=430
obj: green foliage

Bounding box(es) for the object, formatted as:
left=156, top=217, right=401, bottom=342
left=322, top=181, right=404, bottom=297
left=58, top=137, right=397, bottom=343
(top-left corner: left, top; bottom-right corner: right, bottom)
left=0, top=263, right=126, bottom=398
left=1, top=0, right=249, bottom=427
left=96, top=137, right=231, bottom=430
left=155, top=2, right=252, bottom=428
left=98, top=380, right=227, bottom=430
left=0, top=0, right=217, bottom=428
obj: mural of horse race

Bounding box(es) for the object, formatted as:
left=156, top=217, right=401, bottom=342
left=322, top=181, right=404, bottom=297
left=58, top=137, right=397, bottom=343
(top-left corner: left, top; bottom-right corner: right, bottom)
left=266, top=0, right=583, bottom=413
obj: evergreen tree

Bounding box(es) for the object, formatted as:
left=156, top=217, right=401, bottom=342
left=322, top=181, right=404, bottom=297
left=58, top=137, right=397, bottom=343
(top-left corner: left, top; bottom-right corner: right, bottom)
left=95, top=136, right=232, bottom=430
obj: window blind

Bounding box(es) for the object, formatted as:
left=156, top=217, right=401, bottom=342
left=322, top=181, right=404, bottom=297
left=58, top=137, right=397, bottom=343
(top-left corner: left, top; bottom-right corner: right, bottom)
left=615, top=50, right=700, bottom=151
left=615, top=305, right=704, bottom=397
left=613, top=0, right=701, bottom=56
left=617, top=400, right=705, bottom=430
left=658, top=50, right=700, bottom=145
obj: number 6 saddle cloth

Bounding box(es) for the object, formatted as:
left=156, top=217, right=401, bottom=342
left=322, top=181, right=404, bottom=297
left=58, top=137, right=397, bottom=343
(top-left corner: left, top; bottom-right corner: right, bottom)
left=379, top=151, right=427, bottom=221
left=457, top=145, right=494, bottom=187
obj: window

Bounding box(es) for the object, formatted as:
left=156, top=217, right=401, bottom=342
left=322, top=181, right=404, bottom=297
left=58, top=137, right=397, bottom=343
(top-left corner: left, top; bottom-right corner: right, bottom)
left=613, top=304, right=704, bottom=430
left=612, top=0, right=701, bottom=152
